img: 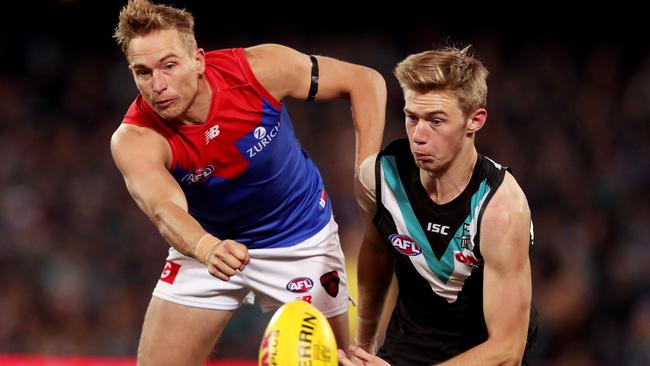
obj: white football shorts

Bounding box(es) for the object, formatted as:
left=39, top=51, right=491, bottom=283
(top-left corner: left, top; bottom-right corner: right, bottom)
left=152, top=215, right=348, bottom=318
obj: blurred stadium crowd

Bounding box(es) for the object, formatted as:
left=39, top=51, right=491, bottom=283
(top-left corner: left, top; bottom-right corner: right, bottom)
left=0, top=2, right=648, bottom=365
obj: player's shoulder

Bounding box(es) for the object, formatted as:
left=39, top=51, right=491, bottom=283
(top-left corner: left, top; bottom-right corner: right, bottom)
left=244, top=43, right=297, bottom=58
left=111, top=124, right=166, bottom=155
left=111, top=123, right=171, bottom=170
left=357, top=153, right=378, bottom=193
left=244, top=44, right=305, bottom=71
left=483, top=171, right=530, bottom=230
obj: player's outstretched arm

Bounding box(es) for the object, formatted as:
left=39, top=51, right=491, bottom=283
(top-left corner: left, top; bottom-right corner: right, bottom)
left=245, top=43, right=386, bottom=169
left=111, top=124, right=249, bottom=280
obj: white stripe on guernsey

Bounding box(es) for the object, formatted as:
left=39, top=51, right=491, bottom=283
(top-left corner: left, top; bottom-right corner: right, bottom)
left=530, top=220, right=535, bottom=246
left=484, top=156, right=503, bottom=169
left=380, top=163, right=471, bottom=303
left=468, top=183, right=491, bottom=253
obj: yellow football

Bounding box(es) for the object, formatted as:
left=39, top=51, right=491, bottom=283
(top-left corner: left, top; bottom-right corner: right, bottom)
left=258, top=300, right=338, bottom=366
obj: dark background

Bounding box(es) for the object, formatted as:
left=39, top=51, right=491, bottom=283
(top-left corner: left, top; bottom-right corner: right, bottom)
left=1, top=1, right=648, bottom=365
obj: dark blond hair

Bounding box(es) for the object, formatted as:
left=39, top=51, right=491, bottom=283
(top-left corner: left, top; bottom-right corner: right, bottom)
left=114, top=0, right=196, bottom=56
left=394, top=46, right=488, bottom=116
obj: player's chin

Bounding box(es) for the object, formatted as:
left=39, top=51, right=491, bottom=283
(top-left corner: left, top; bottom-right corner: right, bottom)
left=156, top=108, right=180, bottom=121
left=415, top=158, right=436, bottom=171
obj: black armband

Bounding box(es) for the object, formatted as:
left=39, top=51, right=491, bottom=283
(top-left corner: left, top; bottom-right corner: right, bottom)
left=306, top=55, right=319, bottom=102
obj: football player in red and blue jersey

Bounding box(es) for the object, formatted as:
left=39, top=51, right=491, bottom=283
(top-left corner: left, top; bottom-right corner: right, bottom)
left=111, top=1, right=385, bottom=365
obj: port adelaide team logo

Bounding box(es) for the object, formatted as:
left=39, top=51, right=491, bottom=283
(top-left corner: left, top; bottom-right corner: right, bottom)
left=389, top=234, right=422, bottom=256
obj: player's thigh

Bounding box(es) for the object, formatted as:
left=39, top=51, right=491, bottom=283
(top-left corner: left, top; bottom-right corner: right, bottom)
left=137, top=296, right=234, bottom=366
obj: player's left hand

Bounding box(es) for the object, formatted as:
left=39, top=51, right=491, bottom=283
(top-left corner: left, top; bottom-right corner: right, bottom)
left=338, top=345, right=391, bottom=366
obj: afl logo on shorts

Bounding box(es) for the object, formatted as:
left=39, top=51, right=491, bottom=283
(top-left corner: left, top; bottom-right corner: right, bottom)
left=389, top=234, right=422, bottom=256
left=286, top=277, right=314, bottom=293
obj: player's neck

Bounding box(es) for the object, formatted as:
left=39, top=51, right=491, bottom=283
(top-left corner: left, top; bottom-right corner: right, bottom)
left=179, top=76, right=212, bottom=125
left=420, top=146, right=477, bottom=205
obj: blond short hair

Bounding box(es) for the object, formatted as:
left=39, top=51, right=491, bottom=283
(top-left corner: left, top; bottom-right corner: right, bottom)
left=394, top=46, right=488, bottom=116
left=114, top=0, right=197, bottom=56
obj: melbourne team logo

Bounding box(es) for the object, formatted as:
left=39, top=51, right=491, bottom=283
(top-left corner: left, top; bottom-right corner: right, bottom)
left=319, top=271, right=340, bottom=298
left=286, top=277, right=314, bottom=293
left=389, top=234, right=422, bottom=256
left=181, top=165, right=214, bottom=185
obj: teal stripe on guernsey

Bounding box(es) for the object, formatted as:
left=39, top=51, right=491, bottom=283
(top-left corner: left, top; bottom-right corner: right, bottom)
left=446, top=178, right=491, bottom=264
left=382, top=156, right=491, bottom=283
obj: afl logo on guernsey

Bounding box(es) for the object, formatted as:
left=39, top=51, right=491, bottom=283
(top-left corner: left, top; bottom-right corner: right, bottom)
left=181, top=165, right=214, bottom=185
left=389, top=234, right=422, bottom=256
left=286, top=277, right=314, bottom=293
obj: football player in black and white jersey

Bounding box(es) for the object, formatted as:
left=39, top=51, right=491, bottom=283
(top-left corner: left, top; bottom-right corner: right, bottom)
left=340, top=46, right=538, bottom=366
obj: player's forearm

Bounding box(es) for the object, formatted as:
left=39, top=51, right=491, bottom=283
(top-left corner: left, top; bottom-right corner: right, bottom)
left=150, top=200, right=208, bottom=258
left=349, top=68, right=386, bottom=169
left=356, top=240, right=393, bottom=343
left=435, top=337, right=525, bottom=366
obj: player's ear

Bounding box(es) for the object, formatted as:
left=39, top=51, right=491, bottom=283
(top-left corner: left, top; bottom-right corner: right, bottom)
left=467, top=108, right=487, bottom=134
left=195, top=48, right=206, bottom=74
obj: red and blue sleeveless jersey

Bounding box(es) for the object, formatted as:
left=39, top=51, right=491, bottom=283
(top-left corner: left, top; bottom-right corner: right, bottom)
left=122, top=48, right=332, bottom=249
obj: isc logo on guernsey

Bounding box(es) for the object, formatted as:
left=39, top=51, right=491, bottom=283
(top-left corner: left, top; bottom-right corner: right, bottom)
left=247, top=121, right=281, bottom=158
left=389, top=234, right=422, bottom=256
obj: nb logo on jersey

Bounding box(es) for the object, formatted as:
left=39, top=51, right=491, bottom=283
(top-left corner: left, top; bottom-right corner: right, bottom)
left=204, top=125, right=220, bottom=145
left=426, top=222, right=450, bottom=235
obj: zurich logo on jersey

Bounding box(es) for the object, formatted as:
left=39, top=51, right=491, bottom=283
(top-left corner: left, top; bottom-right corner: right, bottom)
left=389, top=234, right=422, bottom=256
left=181, top=165, right=214, bottom=185
left=247, top=121, right=281, bottom=159
left=254, top=126, right=267, bottom=139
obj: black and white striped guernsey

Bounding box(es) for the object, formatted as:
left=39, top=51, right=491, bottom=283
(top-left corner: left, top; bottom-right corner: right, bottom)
left=373, top=139, right=538, bottom=365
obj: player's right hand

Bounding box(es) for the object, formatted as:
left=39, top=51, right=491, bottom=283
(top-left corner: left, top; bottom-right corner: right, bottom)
left=205, top=239, right=250, bottom=281
left=338, top=346, right=391, bottom=366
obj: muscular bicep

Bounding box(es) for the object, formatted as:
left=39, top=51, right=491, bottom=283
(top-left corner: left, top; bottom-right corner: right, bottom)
left=480, top=173, right=532, bottom=355
left=111, top=125, right=187, bottom=218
